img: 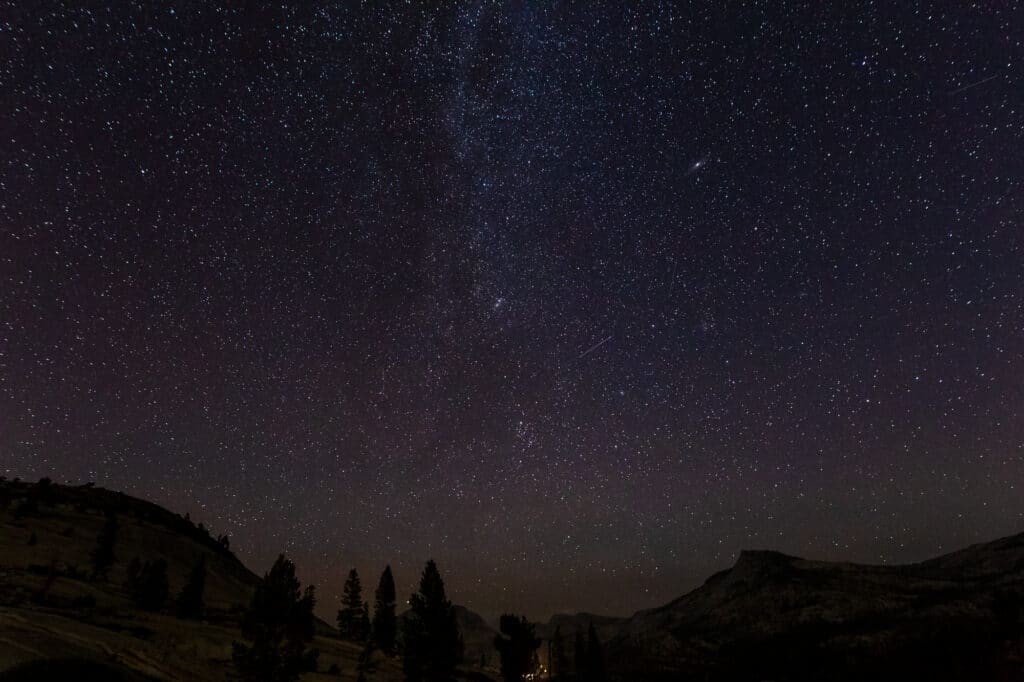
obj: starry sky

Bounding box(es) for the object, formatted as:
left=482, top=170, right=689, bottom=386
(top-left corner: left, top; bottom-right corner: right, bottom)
left=2, top=2, right=1023, bottom=621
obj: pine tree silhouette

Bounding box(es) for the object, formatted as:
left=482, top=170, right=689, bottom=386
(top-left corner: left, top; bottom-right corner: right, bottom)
left=232, top=554, right=318, bottom=682
left=25, top=477, right=54, bottom=512
left=337, top=568, right=365, bottom=640
left=493, top=614, right=541, bottom=682
left=371, top=565, right=397, bottom=654
left=176, top=555, right=206, bottom=619
left=360, top=600, right=372, bottom=640
left=402, top=560, right=462, bottom=682
left=550, top=625, right=567, bottom=680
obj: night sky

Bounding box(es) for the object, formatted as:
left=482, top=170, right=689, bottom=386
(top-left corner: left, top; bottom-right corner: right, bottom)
left=2, top=2, right=1023, bottom=620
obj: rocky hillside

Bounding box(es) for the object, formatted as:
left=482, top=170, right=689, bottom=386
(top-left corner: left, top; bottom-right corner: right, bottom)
left=535, top=611, right=626, bottom=646
left=395, top=604, right=499, bottom=670
left=0, top=479, right=421, bottom=681
left=0, top=478, right=257, bottom=617
left=543, top=535, right=1024, bottom=681
left=453, top=605, right=500, bottom=668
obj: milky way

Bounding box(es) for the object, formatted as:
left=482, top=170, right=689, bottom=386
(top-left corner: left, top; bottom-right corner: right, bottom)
left=2, top=3, right=1023, bottom=620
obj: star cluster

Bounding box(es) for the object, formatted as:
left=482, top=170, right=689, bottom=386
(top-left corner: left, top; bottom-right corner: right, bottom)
left=2, top=2, right=1023, bottom=619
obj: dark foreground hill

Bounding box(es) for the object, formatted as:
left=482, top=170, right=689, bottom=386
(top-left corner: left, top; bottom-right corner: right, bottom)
left=0, top=478, right=494, bottom=681
left=542, top=537, right=1024, bottom=681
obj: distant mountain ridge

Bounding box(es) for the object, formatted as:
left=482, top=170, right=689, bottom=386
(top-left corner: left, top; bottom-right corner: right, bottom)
left=535, top=611, right=627, bottom=644
left=538, top=534, right=1024, bottom=680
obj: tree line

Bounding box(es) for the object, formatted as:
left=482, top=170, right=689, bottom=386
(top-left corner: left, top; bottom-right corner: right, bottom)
left=87, top=510, right=210, bottom=618
left=72, top=490, right=464, bottom=681
left=86, top=511, right=603, bottom=682
left=234, top=554, right=604, bottom=682
left=25, top=476, right=603, bottom=682
left=231, top=555, right=463, bottom=682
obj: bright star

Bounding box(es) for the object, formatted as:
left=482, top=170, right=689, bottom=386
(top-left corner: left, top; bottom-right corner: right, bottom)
left=686, top=158, right=707, bottom=176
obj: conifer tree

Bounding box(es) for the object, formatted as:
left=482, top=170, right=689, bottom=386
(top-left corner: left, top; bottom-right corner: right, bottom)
left=493, top=614, right=541, bottom=682
left=550, top=625, right=567, bottom=680
left=402, top=560, right=462, bottom=682
left=573, top=629, right=586, bottom=678
left=372, top=565, right=397, bottom=654
left=232, top=554, right=318, bottom=682
left=177, top=555, right=206, bottom=619
left=337, top=568, right=365, bottom=640
left=359, top=600, right=372, bottom=640
left=26, top=477, right=54, bottom=511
